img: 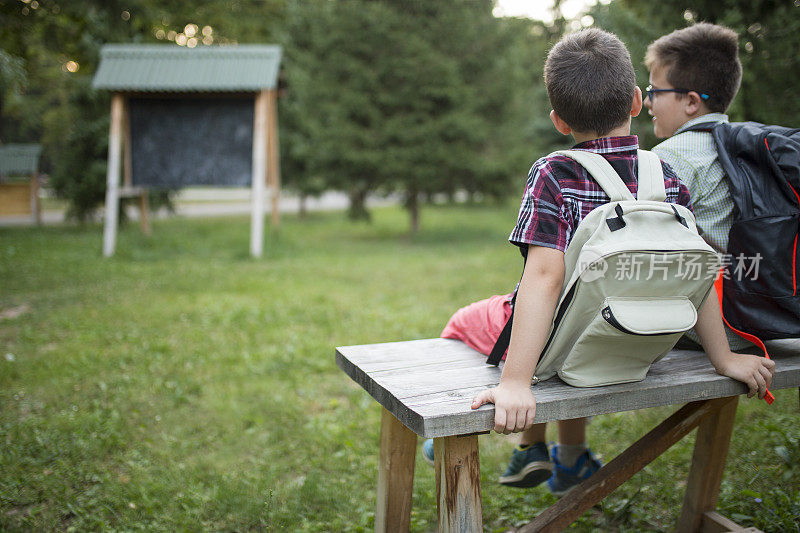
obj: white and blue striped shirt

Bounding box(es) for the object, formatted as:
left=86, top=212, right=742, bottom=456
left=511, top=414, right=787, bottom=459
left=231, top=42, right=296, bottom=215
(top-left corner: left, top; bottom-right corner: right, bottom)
left=652, top=113, right=751, bottom=350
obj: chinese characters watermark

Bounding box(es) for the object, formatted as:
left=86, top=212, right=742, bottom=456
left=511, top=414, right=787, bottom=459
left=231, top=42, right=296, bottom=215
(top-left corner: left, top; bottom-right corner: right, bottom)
left=579, top=252, right=762, bottom=282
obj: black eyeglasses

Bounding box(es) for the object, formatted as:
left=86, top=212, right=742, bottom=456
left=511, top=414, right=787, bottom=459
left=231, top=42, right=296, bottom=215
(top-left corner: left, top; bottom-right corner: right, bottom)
left=645, top=84, right=710, bottom=101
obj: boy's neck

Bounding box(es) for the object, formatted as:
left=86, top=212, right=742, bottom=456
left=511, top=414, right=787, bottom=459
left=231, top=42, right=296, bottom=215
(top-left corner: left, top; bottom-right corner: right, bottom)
left=571, top=123, right=631, bottom=145
left=676, top=109, right=718, bottom=132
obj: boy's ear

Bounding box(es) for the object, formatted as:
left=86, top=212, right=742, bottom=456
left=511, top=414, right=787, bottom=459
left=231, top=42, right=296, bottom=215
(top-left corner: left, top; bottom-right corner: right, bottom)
left=631, top=86, right=643, bottom=117
left=684, top=91, right=707, bottom=116
left=550, top=110, right=572, bottom=136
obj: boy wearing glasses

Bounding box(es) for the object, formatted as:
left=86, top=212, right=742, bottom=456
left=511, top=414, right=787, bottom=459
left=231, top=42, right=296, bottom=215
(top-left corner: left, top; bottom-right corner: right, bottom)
left=423, top=28, right=774, bottom=496
left=644, top=23, right=750, bottom=351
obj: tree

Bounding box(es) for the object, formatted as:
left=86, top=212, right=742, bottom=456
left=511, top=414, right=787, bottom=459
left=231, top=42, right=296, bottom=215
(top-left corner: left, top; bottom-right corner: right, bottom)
left=0, top=49, right=27, bottom=144
left=281, top=0, right=560, bottom=232
left=279, top=1, right=390, bottom=222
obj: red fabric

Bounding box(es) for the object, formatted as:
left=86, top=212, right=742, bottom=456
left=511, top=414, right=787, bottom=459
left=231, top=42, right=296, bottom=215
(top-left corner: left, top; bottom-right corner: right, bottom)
left=788, top=181, right=799, bottom=296
left=441, top=294, right=513, bottom=358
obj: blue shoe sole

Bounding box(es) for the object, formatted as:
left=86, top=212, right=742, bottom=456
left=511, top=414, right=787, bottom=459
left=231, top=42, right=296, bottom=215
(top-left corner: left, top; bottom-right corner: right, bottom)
left=498, top=461, right=553, bottom=489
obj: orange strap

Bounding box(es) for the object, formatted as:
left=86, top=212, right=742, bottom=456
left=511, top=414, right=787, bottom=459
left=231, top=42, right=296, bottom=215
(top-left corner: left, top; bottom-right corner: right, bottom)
left=714, top=272, right=774, bottom=404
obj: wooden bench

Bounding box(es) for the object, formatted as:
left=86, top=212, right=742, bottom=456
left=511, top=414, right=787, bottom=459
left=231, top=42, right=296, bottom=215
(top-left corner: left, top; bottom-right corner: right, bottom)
left=336, top=338, right=800, bottom=532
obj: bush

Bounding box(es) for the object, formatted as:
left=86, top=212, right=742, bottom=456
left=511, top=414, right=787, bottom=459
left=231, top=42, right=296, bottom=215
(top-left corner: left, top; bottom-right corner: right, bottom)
left=48, top=80, right=109, bottom=222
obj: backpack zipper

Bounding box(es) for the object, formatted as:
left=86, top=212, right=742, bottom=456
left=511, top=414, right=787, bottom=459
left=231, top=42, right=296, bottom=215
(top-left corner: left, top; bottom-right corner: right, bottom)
left=787, top=181, right=799, bottom=297
left=601, top=306, right=673, bottom=336
left=765, top=137, right=800, bottom=296
left=540, top=284, right=577, bottom=355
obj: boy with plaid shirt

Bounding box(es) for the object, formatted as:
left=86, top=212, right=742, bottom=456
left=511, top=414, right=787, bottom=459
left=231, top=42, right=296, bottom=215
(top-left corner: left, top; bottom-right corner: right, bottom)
left=425, top=28, right=774, bottom=495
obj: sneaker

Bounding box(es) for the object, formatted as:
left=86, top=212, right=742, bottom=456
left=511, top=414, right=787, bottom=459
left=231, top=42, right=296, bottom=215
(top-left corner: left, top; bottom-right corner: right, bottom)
left=422, top=438, right=434, bottom=466
left=547, top=446, right=602, bottom=496
left=498, top=442, right=553, bottom=488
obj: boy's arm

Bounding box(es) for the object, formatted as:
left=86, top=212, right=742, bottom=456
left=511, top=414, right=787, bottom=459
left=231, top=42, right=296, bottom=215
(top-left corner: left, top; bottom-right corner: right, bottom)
left=694, top=292, right=775, bottom=399
left=472, top=245, right=565, bottom=434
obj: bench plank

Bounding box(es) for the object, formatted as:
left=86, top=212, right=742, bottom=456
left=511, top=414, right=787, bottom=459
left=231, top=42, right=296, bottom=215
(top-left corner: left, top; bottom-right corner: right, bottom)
left=336, top=339, right=800, bottom=438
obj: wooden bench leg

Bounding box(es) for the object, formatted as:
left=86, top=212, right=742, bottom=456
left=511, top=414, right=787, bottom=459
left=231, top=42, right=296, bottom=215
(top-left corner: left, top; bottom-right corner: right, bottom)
left=434, top=434, right=482, bottom=532
left=517, top=398, right=734, bottom=533
left=677, top=395, right=739, bottom=532
left=375, top=408, right=417, bottom=533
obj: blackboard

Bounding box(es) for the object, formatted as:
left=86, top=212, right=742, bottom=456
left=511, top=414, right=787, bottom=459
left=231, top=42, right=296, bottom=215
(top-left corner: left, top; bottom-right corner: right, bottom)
left=130, top=97, right=254, bottom=188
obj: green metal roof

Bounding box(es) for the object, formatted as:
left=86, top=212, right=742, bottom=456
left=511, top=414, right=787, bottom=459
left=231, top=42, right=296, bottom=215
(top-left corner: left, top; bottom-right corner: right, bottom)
left=0, top=144, right=42, bottom=175
left=92, top=44, right=282, bottom=92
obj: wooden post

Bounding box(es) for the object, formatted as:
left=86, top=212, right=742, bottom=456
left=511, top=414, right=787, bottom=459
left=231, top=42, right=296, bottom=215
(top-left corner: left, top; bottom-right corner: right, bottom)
left=435, top=434, right=482, bottom=533
left=375, top=409, right=417, bottom=533
left=122, top=95, right=132, bottom=189
left=103, top=93, right=124, bottom=257
left=266, top=88, right=281, bottom=228
left=250, top=90, right=268, bottom=258
left=677, top=396, right=739, bottom=532
left=30, top=171, right=41, bottom=225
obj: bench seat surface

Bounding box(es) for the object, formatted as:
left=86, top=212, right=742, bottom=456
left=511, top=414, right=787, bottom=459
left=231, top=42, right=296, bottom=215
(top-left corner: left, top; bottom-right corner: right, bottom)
left=336, top=338, right=800, bottom=438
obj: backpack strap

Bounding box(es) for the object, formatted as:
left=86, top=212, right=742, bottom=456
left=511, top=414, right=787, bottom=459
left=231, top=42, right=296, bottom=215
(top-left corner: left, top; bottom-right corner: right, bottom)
left=486, top=291, right=516, bottom=366
left=552, top=150, right=634, bottom=202
left=713, top=272, right=775, bottom=404
left=681, top=121, right=719, bottom=133
left=636, top=150, right=667, bottom=202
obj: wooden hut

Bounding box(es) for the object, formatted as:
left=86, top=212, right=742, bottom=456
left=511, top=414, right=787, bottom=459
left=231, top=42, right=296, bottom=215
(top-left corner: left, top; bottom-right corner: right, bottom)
left=92, top=44, right=282, bottom=257
left=0, top=144, right=42, bottom=224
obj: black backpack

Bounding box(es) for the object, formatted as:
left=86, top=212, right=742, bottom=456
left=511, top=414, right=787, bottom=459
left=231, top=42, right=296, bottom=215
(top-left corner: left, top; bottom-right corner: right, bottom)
left=685, top=121, right=800, bottom=340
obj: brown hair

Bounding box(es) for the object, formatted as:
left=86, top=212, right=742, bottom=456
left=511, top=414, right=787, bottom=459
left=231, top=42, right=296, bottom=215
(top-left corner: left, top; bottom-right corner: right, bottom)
left=544, top=28, right=635, bottom=136
left=645, top=23, right=742, bottom=113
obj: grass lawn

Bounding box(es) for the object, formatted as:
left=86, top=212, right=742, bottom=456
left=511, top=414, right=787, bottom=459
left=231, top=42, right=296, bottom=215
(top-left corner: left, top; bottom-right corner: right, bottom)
left=1, top=204, right=799, bottom=532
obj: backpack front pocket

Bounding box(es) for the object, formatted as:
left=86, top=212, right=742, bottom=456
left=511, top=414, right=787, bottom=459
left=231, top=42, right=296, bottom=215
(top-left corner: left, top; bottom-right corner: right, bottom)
left=556, top=297, right=697, bottom=387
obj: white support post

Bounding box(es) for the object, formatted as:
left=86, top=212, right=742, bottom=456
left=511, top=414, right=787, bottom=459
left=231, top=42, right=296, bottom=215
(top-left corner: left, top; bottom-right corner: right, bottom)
left=250, top=90, right=268, bottom=258
left=103, top=93, right=125, bottom=257
left=267, top=89, right=281, bottom=229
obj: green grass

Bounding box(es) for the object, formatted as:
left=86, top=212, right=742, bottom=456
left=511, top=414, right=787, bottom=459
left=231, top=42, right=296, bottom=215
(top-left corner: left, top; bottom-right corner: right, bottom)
left=1, top=204, right=798, bottom=532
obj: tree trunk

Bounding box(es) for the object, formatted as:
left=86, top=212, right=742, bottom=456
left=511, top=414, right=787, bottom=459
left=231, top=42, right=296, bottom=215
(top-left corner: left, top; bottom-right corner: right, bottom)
left=0, top=94, right=5, bottom=142
left=299, top=192, right=307, bottom=219
left=406, top=188, right=420, bottom=234
left=348, top=187, right=371, bottom=222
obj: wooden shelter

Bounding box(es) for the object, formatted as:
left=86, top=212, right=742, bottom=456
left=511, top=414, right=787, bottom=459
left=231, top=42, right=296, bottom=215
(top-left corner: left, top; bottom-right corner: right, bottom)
left=92, top=44, right=282, bottom=257
left=0, top=144, right=42, bottom=224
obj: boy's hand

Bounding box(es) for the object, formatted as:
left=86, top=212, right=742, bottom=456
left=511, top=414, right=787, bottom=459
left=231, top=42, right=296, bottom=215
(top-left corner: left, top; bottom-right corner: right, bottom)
left=713, top=351, right=776, bottom=399
left=471, top=383, right=537, bottom=434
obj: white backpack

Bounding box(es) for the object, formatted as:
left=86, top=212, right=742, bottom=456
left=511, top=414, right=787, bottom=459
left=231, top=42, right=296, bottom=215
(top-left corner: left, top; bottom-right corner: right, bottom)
left=488, top=149, right=719, bottom=387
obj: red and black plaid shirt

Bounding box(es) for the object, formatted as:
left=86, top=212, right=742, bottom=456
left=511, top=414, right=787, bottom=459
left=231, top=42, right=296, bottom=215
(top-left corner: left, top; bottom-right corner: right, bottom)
left=510, top=135, right=692, bottom=254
